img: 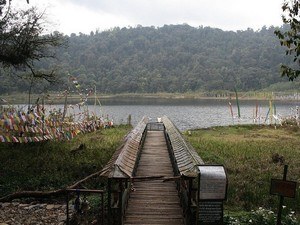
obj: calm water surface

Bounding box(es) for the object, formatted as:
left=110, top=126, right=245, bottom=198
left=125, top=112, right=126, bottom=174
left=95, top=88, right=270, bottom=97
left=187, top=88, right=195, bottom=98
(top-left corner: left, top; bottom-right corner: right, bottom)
left=24, top=98, right=299, bottom=131
left=64, top=98, right=299, bottom=131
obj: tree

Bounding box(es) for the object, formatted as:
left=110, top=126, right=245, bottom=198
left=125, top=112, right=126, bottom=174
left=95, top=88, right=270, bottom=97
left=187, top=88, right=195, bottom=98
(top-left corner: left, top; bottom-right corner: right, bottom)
left=275, top=0, right=300, bottom=81
left=0, top=0, right=65, bottom=82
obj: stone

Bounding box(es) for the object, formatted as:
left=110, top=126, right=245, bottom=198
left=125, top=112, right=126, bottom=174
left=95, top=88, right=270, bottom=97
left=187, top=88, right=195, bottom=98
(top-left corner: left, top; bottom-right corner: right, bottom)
left=58, top=215, right=66, bottom=222
left=27, top=204, right=39, bottom=211
left=1, top=203, right=10, bottom=207
left=0, top=202, right=73, bottom=224
left=46, top=204, right=55, bottom=210
left=40, top=204, right=47, bottom=208
left=53, top=204, right=61, bottom=209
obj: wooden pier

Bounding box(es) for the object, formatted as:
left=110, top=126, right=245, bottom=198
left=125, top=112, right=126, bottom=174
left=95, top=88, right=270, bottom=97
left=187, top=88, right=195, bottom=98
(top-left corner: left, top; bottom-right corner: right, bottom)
left=124, top=130, right=184, bottom=225
left=62, top=116, right=228, bottom=225
left=100, top=116, right=205, bottom=225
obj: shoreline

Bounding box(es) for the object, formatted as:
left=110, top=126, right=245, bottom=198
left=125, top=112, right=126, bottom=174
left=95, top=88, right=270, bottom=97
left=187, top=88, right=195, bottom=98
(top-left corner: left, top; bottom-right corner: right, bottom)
left=0, top=92, right=300, bottom=105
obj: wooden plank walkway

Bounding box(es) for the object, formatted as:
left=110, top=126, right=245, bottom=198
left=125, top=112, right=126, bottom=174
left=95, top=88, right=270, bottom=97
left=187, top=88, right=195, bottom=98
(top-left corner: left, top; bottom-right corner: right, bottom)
left=124, top=131, right=184, bottom=225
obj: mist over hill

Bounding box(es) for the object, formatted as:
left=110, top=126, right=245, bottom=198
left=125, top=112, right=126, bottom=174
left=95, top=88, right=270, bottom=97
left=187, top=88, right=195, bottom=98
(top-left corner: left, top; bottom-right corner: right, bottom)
left=1, top=24, right=298, bottom=95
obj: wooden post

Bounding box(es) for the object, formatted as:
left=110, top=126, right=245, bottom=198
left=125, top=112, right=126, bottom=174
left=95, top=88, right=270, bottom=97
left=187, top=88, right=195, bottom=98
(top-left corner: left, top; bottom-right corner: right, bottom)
left=107, top=179, right=112, bottom=225
left=188, top=179, right=193, bottom=209
left=196, top=172, right=200, bottom=225
left=118, top=179, right=123, bottom=225
left=66, top=192, right=69, bottom=225
left=101, top=192, right=104, bottom=225
left=127, top=114, right=132, bottom=126
left=276, top=165, right=288, bottom=225
left=188, top=178, right=193, bottom=225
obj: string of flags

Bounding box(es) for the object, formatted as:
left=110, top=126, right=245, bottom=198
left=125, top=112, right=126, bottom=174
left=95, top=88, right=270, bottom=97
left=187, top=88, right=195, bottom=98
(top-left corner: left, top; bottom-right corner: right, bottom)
left=69, top=76, right=94, bottom=109
left=0, top=104, right=112, bottom=144
left=228, top=92, right=283, bottom=125
left=0, top=75, right=111, bottom=143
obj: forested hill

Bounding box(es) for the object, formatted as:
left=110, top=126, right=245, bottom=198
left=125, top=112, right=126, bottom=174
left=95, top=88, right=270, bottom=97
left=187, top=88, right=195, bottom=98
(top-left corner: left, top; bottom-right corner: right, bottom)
left=0, top=24, right=296, bottom=94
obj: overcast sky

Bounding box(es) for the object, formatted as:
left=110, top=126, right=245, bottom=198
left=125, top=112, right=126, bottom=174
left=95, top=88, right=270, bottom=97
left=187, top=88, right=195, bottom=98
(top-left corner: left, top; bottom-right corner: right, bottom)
left=21, top=0, right=284, bottom=35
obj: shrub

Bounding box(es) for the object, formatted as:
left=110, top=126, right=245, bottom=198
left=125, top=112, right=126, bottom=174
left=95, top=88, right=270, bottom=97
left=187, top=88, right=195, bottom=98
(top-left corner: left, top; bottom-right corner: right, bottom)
left=224, top=207, right=299, bottom=225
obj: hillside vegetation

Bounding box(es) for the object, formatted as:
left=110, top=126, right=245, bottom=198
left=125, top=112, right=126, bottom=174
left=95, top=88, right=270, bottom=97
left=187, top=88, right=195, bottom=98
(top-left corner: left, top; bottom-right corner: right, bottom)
left=1, top=24, right=300, bottom=95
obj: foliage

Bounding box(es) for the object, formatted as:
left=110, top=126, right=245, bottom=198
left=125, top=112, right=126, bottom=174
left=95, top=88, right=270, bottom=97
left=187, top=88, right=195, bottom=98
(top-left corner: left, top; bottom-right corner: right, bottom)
left=0, top=25, right=294, bottom=94
left=185, top=125, right=300, bottom=212
left=224, top=207, right=299, bottom=225
left=0, top=125, right=131, bottom=197
left=275, top=0, right=300, bottom=81
left=0, top=0, right=65, bottom=83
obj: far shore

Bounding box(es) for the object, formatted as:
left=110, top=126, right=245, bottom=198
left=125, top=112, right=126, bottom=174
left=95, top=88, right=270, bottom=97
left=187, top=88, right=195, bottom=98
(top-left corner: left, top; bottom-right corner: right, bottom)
left=0, top=91, right=300, bottom=105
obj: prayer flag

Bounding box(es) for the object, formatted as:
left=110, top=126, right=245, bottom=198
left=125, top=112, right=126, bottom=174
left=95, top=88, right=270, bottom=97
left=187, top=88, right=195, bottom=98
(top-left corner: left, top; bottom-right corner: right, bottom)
left=234, top=88, right=241, bottom=118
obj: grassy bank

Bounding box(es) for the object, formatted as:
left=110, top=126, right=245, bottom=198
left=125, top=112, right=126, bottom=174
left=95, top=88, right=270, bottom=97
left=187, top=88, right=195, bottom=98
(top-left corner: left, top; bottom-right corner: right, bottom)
left=0, top=125, right=131, bottom=197
left=185, top=125, right=300, bottom=215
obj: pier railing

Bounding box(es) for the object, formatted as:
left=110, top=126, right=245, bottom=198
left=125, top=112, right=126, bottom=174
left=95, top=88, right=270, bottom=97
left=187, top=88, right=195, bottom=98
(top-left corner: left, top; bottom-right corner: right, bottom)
left=162, top=116, right=204, bottom=225
left=100, top=116, right=148, bottom=225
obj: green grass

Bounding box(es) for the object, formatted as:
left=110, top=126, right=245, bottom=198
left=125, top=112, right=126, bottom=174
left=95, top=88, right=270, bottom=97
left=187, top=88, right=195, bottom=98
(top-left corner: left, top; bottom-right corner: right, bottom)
left=184, top=124, right=300, bottom=213
left=0, top=125, right=131, bottom=197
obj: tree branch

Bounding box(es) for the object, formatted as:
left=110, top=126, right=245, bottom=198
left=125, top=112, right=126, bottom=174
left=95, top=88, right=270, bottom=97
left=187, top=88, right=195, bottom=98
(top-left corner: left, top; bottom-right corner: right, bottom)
left=0, top=170, right=103, bottom=202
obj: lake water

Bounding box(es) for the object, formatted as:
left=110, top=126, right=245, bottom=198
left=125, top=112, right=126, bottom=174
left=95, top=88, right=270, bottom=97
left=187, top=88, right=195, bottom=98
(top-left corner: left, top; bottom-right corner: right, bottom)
left=53, top=98, right=299, bottom=131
